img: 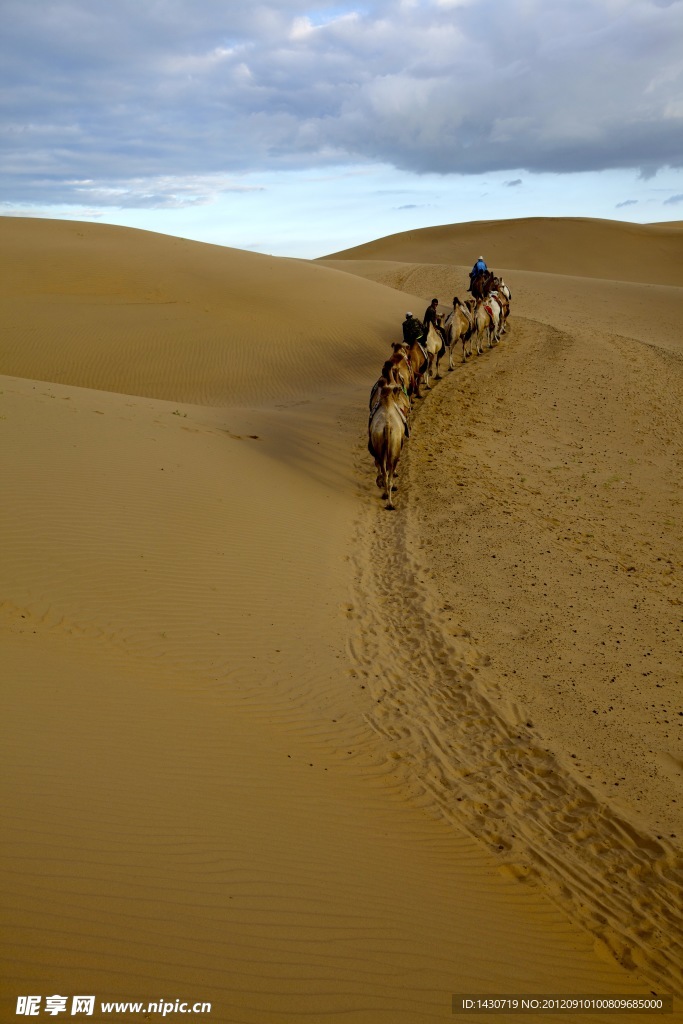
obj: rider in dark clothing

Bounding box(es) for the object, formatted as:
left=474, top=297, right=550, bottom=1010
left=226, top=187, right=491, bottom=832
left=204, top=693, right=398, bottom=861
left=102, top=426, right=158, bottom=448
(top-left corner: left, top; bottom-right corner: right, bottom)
left=423, top=298, right=446, bottom=345
left=423, top=298, right=440, bottom=332
left=402, top=311, right=424, bottom=344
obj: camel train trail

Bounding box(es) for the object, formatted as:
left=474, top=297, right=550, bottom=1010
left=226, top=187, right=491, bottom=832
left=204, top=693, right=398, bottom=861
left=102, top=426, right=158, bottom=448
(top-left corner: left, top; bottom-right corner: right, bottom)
left=368, top=269, right=511, bottom=509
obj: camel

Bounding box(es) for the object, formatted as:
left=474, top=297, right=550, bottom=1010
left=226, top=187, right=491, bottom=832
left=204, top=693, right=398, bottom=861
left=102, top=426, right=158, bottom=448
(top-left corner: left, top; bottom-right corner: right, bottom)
left=490, top=280, right=510, bottom=334
left=473, top=297, right=502, bottom=353
left=381, top=350, right=413, bottom=400
left=491, top=290, right=509, bottom=333
left=443, top=298, right=475, bottom=367
left=493, top=276, right=511, bottom=302
left=368, top=383, right=407, bottom=510
left=470, top=270, right=495, bottom=299
left=402, top=337, right=428, bottom=399
left=422, top=319, right=446, bottom=388
left=370, top=365, right=411, bottom=425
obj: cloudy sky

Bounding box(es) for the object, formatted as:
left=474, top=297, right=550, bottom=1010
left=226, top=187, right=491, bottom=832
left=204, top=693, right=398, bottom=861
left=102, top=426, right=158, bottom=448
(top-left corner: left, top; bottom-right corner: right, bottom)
left=2, top=0, right=682, bottom=256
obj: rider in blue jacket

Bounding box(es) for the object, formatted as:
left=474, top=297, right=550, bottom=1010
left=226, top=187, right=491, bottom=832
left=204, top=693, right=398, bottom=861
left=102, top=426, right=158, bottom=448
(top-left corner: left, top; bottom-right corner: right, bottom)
left=468, top=256, right=489, bottom=294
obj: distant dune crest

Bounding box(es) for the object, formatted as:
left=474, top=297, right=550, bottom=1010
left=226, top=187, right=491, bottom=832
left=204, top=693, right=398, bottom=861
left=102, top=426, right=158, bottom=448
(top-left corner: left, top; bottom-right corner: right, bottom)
left=321, top=216, right=683, bottom=287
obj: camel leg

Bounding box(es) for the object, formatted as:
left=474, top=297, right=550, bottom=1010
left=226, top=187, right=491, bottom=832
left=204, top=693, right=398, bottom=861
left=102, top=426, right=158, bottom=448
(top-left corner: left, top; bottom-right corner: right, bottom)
left=385, top=456, right=399, bottom=510
left=374, top=458, right=387, bottom=498
left=385, top=461, right=394, bottom=509
left=435, top=348, right=443, bottom=380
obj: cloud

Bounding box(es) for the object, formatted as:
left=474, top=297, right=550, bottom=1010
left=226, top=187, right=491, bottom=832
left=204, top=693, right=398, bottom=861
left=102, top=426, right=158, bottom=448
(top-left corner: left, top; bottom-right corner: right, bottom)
left=1, top=168, right=266, bottom=208
left=1, top=0, right=683, bottom=207
left=504, top=179, right=523, bottom=187
left=663, top=193, right=683, bottom=204
left=615, top=199, right=639, bottom=207
left=0, top=206, right=103, bottom=219
left=68, top=174, right=266, bottom=208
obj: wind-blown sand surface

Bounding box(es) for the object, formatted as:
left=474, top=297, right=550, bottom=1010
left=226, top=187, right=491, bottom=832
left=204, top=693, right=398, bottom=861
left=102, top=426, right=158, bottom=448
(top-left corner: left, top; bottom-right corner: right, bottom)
left=1, top=216, right=681, bottom=1021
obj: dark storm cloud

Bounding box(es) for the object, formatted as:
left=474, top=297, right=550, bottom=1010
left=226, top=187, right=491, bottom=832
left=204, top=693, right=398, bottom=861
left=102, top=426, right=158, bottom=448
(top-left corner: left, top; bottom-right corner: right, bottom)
left=1, top=0, right=683, bottom=206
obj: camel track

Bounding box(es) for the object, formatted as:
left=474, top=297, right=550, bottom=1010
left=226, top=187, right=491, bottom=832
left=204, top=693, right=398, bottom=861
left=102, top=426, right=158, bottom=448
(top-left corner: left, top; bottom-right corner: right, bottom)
left=349, top=318, right=683, bottom=996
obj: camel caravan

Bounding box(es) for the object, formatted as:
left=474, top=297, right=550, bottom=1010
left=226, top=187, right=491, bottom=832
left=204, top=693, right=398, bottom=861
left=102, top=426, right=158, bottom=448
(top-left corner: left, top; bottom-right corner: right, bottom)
left=368, top=256, right=511, bottom=509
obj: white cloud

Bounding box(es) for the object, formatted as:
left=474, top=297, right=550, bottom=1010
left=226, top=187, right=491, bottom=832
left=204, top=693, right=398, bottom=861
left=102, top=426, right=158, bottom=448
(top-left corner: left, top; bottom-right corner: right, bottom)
left=290, top=16, right=315, bottom=39
left=161, top=46, right=238, bottom=75
left=52, top=173, right=267, bottom=209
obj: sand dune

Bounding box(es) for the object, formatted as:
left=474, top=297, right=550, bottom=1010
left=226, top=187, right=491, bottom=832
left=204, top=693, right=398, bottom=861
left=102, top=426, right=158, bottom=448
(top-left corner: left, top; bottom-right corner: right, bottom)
left=1, top=216, right=681, bottom=1021
left=0, top=217, right=416, bottom=405
left=322, top=217, right=683, bottom=286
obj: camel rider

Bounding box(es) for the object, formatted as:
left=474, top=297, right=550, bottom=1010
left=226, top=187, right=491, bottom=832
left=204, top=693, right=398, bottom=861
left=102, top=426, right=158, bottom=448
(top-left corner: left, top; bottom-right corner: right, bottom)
left=469, top=256, right=488, bottom=287
left=402, top=311, right=424, bottom=345
left=423, top=298, right=438, bottom=331
left=423, top=298, right=446, bottom=345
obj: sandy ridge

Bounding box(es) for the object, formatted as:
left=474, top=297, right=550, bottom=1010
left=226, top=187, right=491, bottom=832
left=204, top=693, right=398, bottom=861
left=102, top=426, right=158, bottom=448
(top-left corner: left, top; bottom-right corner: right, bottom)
left=321, top=217, right=683, bottom=287
left=0, top=217, right=424, bottom=405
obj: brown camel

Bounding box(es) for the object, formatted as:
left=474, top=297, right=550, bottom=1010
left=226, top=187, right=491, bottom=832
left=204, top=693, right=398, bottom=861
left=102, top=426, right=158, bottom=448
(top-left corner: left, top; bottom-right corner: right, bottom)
left=473, top=296, right=503, bottom=353
left=403, top=337, right=428, bottom=399
left=443, top=298, right=476, bottom=366
left=370, top=365, right=411, bottom=425
left=470, top=270, right=495, bottom=299
left=381, top=350, right=414, bottom=400
left=423, top=318, right=447, bottom=387
left=368, top=383, right=408, bottom=510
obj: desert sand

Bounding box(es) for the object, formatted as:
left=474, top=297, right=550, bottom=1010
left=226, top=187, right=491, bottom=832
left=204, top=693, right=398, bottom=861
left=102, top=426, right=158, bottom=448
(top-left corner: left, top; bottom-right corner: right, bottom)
left=0, top=215, right=681, bottom=1022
